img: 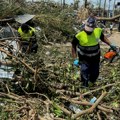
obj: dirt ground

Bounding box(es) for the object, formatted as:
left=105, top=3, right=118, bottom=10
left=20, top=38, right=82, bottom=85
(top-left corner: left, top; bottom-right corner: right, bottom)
left=108, top=32, right=120, bottom=46
left=47, top=31, right=120, bottom=53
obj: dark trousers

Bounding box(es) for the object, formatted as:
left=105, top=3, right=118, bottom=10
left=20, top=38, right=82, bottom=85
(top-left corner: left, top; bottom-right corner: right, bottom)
left=80, top=62, right=99, bottom=87
left=21, top=41, right=38, bottom=53
left=79, top=55, right=100, bottom=87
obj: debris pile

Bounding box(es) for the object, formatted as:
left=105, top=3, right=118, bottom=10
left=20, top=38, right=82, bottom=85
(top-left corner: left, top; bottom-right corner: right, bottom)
left=0, top=1, right=120, bottom=120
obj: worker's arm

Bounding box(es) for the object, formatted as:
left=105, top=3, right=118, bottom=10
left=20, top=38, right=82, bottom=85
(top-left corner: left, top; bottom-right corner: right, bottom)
left=100, top=33, right=117, bottom=51
left=100, top=33, right=112, bottom=45
left=30, top=30, right=37, bottom=42
left=71, top=36, right=79, bottom=59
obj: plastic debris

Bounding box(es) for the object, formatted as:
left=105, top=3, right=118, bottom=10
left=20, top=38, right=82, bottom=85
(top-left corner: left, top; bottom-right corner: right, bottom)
left=69, top=104, right=82, bottom=113
left=73, top=59, right=79, bottom=67
left=90, top=97, right=97, bottom=104
left=0, top=65, right=14, bottom=79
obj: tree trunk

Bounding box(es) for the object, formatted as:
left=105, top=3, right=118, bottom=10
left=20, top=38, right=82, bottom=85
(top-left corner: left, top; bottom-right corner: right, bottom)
left=74, top=0, right=79, bottom=9
left=113, top=0, right=116, bottom=16
left=84, top=0, right=87, bottom=8
left=98, top=0, right=101, bottom=16
left=103, top=0, right=106, bottom=17
left=63, top=0, right=65, bottom=8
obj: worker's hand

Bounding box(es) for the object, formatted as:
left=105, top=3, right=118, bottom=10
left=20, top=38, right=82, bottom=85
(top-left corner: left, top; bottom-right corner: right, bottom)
left=73, top=59, right=79, bottom=67
left=110, top=44, right=117, bottom=51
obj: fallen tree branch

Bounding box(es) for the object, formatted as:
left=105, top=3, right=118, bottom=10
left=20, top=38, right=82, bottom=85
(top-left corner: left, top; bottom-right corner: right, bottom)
left=60, top=96, right=113, bottom=113
left=96, top=14, right=120, bottom=21
left=97, top=111, right=102, bottom=120
left=71, top=92, right=107, bottom=119
left=82, top=83, right=120, bottom=96
left=0, top=37, right=20, bottom=41
left=0, top=18, right=14, bottom=22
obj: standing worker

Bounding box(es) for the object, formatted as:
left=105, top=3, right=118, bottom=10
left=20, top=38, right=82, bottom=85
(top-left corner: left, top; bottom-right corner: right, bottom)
left=72, top=17, right=117, bottom=87
left=110, top=22, right=113, bottom=34
left=18, top=23, right=38, bottom=53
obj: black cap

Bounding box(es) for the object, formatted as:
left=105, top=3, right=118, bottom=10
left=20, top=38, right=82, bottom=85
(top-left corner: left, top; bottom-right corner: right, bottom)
left=86, top=17, right=96, bottom=27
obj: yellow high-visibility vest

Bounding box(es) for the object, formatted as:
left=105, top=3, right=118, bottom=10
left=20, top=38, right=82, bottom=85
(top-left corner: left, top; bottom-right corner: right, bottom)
left=18, top=27, right=35, bottom=41
left=75, top=28, right=102, bottom=46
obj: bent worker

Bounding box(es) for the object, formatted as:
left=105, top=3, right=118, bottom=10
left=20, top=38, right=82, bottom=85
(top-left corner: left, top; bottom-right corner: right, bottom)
left=18, top=23, right=38, bottom=53
left=72, top=17, right=117, bottom=87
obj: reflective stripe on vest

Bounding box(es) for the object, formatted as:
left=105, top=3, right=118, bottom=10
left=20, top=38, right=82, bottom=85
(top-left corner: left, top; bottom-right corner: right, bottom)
left=75, top=28, right=102, bottom=46
left=18, top=27, right=35, bottom=41
left=77, top=47, right=100, bottom=57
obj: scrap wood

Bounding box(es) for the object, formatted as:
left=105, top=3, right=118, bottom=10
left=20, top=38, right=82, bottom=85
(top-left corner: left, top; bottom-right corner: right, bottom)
left=71, top=92, right=107, bottom=119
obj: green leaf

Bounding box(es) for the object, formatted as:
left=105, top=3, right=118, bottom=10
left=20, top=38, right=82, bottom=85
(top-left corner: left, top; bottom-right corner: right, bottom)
left=112, top=102, right=119, bottom=108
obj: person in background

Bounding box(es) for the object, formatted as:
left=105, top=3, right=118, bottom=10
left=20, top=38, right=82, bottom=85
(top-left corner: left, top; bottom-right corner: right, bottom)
left=72, top=17, right=117, bottom=87
left=18, top=23, right=38, bottom=53
left=110, top=22, right=113, bottom=34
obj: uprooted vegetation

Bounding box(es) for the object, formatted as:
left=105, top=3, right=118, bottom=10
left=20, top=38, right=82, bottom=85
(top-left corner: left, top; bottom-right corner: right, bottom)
left=0, top=1, right=120, bottom=120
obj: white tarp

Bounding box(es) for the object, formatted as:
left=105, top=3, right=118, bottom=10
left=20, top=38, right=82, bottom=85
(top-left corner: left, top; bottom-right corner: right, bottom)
left=0, top=26, right=18, bottom=79
left=0, top=40, right=17, bottom=79
left=15, top=14, right=35, bottom=24
left=0, top=65, right=14, bottom=79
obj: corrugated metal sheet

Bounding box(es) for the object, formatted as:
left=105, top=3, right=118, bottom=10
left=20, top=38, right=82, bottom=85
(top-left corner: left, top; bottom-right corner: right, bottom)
left=15, top=14, right=35, bottom=24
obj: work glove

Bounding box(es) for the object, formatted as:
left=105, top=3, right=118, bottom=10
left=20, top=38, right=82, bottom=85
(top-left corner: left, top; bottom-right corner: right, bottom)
left=73, top=59, right=79, bottom=67
left=110, top=44, right=117, bottom=51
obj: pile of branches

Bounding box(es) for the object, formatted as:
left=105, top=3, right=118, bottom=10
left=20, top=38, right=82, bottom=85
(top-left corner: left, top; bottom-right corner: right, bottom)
left=0, top=38, right=120, bottom=119
left=0, top=0, right=26, bottom=19
left=0, top=1, right=119, bottom=119
left=23, top=1, right=77, bottom=43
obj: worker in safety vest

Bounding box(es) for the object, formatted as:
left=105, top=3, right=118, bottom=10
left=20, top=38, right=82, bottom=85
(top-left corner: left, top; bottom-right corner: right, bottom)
left=72, top=17, right=117, bottom=87
left=18, top=23, right=38, bottom=53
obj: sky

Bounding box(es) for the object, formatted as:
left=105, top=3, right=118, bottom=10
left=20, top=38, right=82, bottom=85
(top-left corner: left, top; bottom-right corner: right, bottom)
left=26, top=0, right=120, bottom=10
left=54, top=0, right=120, bottom=8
